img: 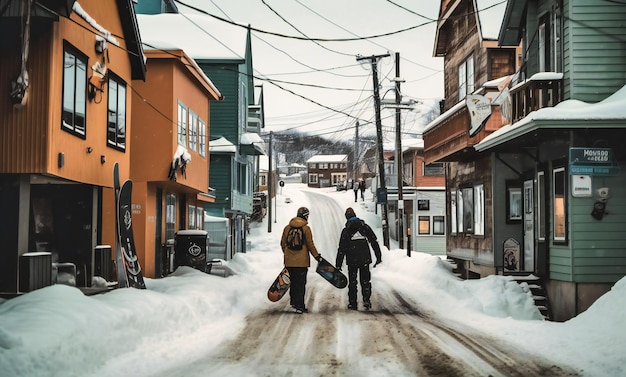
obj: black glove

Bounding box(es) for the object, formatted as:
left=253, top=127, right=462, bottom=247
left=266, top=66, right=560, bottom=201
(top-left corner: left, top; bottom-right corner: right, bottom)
left=373, top=260, right=382, bottom=268
left=315, top=254, right=323, bottom=262
left=335, top=264, right=342, bottom=271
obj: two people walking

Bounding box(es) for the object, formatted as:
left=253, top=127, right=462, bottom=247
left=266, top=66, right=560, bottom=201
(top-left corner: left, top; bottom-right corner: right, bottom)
left=280, top=205, right=381, bottom=313
left=353, top=179, right=366, bottom=202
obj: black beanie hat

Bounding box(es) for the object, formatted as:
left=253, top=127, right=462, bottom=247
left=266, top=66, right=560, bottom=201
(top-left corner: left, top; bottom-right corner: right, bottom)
left=345, top=207, right=356, bottom=219
left=297, top=207, right=309, bottom=219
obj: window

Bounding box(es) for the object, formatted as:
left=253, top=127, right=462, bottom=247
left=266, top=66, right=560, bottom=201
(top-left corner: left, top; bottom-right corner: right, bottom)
left=474, top=184, right=484, bottom=236
left=461, top=187, right=474, bottom=233
left=308, top=163, right=316, bottom=169
left=198, top=118, right=206, bottom=157
left=165, top=193, right=176, bottom=240
left=537, top=171, right=546, bottom=241
left=107, top=73, right=126, bottom=150
left=62, top=44, right=87, bottom=137
left=309, top=174, right=318, bottom=184
left=188, top=110, right=198, bottom=152
left=433, top=216, right=445, bottom=235
left=177, top=102, right=187, bottom=146
left=319, top=163, right=328, bottom=169
left=259, top=174, right=267, bottom=186
left=188, top=205, right=196, bottom=229
left=458, top=54, right=475, bottom=100
left=418, top=216, right=430, bottom=235
left=553, top=167, right=566, bottom=242
left=424, top=162, right=444, bottom=176
left=450, top=190, right=457, bottom=235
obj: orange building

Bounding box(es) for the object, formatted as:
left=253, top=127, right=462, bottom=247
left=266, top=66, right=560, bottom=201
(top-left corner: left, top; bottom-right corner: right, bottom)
left=0, top=1, right=145, bottom=292
left=130, top=49, right=222, bottom=278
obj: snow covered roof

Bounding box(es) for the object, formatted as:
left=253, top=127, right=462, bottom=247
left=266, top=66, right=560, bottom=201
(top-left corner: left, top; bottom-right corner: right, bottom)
left=306, top=154, right=348, bottom=163
left=209, top=137, right=237, bottom=153
left=475, top=84, right=626, bottom=152
left=136, top=13, right=247, bottom=60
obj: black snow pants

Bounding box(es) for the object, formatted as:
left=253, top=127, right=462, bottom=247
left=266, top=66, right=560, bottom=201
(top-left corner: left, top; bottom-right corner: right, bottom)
left=347, top=263, right=371, bottom=305
left=287, top=266, right=308, bottom=309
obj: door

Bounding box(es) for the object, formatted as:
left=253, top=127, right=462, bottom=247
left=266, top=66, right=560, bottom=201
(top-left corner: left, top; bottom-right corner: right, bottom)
left=523, top=179, right=535, bottom=272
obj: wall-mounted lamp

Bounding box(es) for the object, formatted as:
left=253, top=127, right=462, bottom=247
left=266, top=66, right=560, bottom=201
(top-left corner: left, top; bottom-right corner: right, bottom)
left=88, top=61, right=107, bottom=102
left=58, top=152, right=64, bottom=168
left=100, top=155, right=106, bottom=164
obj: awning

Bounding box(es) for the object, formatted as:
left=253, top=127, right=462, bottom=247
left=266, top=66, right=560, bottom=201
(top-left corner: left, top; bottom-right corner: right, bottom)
left=209, top=137, right=237, bottom=154
left=239, top=132, right=266, bottom=156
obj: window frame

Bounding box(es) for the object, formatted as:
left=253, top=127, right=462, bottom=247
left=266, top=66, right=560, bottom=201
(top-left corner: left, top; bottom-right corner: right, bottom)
left=458, top=53, right=475, bottom=100
left=198, top=118, right=207, bottom=157
left=177, top=101, right=187, bottom=147
left=61, top=42, right=88, bottom=138
left=552, top=166, right=567, bottom=243
left=106, top=72, right=127, bottom=151
left=433, top=216, right=445, bottom=235
left=418, top=216, right=430, bottom=235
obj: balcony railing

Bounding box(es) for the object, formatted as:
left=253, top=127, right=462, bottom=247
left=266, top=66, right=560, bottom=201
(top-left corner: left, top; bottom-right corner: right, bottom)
left=510, top=72, right=564, bottom=123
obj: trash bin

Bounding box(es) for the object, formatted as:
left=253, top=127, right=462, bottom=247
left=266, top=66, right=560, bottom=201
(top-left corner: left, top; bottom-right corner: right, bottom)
left=20, top=252, right=52, bottom=292
left=174, top=230, right=208, bottom=272
left=94, top=245, right=112, bottom=282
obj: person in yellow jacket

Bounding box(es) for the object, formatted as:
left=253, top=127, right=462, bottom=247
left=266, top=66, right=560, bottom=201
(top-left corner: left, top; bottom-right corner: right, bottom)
left=280, top=207, right=322, bottom=314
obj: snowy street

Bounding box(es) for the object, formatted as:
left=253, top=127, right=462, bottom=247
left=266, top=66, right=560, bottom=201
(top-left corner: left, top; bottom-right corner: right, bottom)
left=0, top=183, right=624, bottom=377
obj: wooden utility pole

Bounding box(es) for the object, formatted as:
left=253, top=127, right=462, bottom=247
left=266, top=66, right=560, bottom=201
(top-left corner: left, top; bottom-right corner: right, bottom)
left=394, top=52, right=404, bottom=249
left=357, top=53, right=390, bottom=248
left=267, top=131, right=273, bottom=233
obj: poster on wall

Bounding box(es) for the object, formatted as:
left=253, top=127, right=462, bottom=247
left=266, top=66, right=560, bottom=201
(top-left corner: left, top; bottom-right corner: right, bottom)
left=503, top=237, right=520, bottom=272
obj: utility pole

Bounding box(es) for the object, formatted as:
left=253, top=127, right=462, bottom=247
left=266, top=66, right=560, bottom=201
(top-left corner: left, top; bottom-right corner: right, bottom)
left=357, top=53, right=390, bottom=248
left=267, top=131, right=273, bottom=233
left=394, top=52, right=404, bottom=249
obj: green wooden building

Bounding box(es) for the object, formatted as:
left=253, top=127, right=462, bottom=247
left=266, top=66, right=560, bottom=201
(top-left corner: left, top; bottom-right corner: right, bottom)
left=474, top=0, right=626, bottom=321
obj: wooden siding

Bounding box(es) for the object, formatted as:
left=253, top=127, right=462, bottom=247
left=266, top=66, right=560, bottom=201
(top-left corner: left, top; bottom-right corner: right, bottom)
left=131, top=50, right=216, bottom=192
left=446, top=157, right=494, bottom=264
left=0, top=3, right=136, bottom=185
left=207, top=154, right=232, bottom=216
left=566, top=0, right=626, bottom=102
left=568, top=171, right=626, bottom=283
left=0, top=22, right=51, bottom=173
left=198, top=63, right=240, bottom=141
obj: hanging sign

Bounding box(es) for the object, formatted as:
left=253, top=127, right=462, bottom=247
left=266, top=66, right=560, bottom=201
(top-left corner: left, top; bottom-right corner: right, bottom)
left=466, top=94, right=492, bottom=137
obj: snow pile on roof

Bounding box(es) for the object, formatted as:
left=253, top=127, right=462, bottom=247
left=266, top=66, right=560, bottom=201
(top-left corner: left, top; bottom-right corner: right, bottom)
left=306, top=154, right=348, bottom=163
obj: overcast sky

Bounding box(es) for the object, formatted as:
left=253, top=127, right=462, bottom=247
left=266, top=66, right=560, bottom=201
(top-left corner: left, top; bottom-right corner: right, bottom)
left=172, top=0, right=447, bottom=143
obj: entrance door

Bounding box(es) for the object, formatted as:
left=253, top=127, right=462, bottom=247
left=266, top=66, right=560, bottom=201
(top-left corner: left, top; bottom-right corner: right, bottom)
left=523, top=179, right=535, bottom=272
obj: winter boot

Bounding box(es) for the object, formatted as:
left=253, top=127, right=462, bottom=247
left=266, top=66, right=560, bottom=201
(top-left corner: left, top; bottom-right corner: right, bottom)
left=347, top=302, right=358, bottom=310
left=363, top=300, right=372, bottom=310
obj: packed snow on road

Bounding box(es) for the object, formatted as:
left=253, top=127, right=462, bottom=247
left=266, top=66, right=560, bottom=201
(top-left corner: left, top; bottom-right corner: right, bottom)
left=0, top=183, right=624, bottom=376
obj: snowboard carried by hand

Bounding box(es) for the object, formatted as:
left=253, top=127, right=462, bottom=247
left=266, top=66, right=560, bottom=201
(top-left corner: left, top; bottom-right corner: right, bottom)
left=267, top=267, right=290, bottom=302
left=316, top=256, right=347, bottom=289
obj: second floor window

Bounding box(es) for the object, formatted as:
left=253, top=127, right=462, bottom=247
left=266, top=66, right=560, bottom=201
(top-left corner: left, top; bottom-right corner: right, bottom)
left=107, top=74, right=126, bottom=150
left=178, top=102, right=187, bottom=146
left=458, top=54, right=475, bottom=100
left=189, top=110, right=198, bottom=152
left=62, top=44, right=87, bottom=137
left=199, top=118, right=206, bottom=157
left=424, top=162, right=444, bottom=176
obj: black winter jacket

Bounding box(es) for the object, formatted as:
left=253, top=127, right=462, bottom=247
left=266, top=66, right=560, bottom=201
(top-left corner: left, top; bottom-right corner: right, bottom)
left=336, top=217, right=382, bottom=267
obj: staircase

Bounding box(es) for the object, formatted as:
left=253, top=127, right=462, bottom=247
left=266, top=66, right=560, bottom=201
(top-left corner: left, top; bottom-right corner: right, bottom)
left=511, top=274, right=552, bottom=320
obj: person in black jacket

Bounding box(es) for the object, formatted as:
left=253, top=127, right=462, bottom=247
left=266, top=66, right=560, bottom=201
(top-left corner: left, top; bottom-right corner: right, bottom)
left=336, top=207, right=382, bottom=310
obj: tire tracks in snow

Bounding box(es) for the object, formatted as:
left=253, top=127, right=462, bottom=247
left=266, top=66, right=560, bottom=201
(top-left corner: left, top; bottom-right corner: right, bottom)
left=160, top=190, right=579, bottom=377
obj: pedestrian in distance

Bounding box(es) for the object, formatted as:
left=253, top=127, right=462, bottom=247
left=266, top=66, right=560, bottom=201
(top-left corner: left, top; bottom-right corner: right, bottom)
left=280, top=206, right=322, bottom=314
left=336, top=207, right=382, bottom=310
left=353, top=180, right=360, bottom=202
left=359, top=179, right=366, bottom=201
